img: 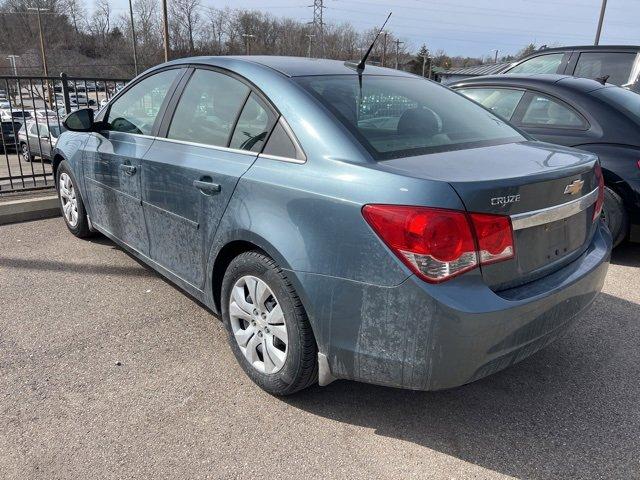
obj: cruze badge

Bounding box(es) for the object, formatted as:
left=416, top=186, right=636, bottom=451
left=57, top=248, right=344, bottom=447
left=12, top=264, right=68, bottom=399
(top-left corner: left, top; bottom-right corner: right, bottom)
left=491, top=194, right=521, bottom=206
left=564, top=179, right=584, bottom=196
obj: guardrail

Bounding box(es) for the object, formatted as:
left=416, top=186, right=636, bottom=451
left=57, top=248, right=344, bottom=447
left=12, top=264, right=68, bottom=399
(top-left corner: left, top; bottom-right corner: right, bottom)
left=0, top=73, right=129, bottom=193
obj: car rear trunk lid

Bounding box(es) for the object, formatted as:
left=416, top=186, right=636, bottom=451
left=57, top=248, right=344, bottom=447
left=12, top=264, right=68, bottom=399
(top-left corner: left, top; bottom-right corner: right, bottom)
left=377, top=141, right=600, bottom=289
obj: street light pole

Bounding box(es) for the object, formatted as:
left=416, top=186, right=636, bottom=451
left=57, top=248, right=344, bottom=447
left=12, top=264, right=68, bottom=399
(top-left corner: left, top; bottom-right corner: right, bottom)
left=305, top=34, right=315, bottom=58
left=128, top=0, right=139, bottom=76
left=242, top=34, right=256, bottom=55
left=162, top=0, right=170, bottom=61
left=381, top=31, right=388, bottom=67
left=27, top=7, right=49, bottom=77
left=594, top=0, right=607, bottom=45
left=7, top=55, right=19, bottom=76
left=394, top=39, right=404, bottom=69
left=492, top=49, right=500, bottom=63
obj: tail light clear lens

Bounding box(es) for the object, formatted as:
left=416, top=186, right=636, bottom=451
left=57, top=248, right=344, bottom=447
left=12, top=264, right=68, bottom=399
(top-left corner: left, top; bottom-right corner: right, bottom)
left=362, top=205, right=514, bottom=283
left=593, top=163, right=605, bottom=222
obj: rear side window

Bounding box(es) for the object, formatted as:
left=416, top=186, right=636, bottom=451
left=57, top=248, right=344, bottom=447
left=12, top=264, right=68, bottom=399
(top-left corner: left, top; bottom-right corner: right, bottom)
left=263, top=122, right=299, bottom=159
left=107, top=69, right=180, bottom=135
left=168, top=69, right=250, bottom=147
left=229, top=93, right=275, bottom=152
left=573, top=52, right=636, bottom=86
left=457, top=88, right=524, bottom=120
left=520, top=93, right=587, bottom=129
left=506, top=53, right=564, bottom=75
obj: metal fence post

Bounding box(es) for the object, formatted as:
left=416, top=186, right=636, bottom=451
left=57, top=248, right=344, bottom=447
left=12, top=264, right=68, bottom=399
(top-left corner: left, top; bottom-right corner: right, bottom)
left=60, top=72, right=71, bottom=115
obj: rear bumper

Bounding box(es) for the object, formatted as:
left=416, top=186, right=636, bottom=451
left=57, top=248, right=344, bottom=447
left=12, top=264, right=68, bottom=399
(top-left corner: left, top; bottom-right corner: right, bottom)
left=294, top=223, right=611, bottom=390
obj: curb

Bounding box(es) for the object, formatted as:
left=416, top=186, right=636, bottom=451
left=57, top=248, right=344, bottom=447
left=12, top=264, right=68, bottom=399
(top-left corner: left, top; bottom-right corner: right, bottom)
left=0, top=195, right=60, bottom=226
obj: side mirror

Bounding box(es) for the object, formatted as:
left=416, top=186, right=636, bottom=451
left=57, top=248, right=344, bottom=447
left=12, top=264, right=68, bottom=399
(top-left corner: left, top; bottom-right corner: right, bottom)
left=63, top=108, right=94, bottom=132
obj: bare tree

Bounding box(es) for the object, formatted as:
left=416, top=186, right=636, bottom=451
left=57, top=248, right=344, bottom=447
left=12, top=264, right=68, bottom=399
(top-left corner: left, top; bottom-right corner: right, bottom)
left=170, top=0, right=201, bottom=54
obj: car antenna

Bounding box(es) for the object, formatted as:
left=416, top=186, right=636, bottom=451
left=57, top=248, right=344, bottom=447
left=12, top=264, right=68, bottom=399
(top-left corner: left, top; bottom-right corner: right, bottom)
left=594, top=74, right=610, bottom=85
left=345, top=12, right=392, bottom=73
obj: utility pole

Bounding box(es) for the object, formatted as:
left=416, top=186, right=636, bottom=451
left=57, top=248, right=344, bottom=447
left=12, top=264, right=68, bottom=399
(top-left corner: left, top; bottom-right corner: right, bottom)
left=162, top=0, right=170, bottom=61
left=305, top=34, right=315, bottom=58
left=594, top=0, right=607, bottom=45
left=311, top=0, right=325, bottom=57
left=394, top=39, right=404, bottom=69
left=242, top=34, right=256, bottom=55
left=128, top=0, right=139, bottom=76
left=6, top=55, right=19, bottom=76
left=27, top=7, right=49, bottom=77
left=492, top=49, right=499, bottom=64
left=381, top=31, right=388, bottom=67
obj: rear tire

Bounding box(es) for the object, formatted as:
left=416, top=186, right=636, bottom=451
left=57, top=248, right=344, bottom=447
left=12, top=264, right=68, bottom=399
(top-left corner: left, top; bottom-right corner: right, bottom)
left=56, top=160, right=92, bottom=238
left=20, top=143, right=31, bottom=162
left=221, top=251, right=318, bottom=396
left=602, top=186, right=628, bottom=248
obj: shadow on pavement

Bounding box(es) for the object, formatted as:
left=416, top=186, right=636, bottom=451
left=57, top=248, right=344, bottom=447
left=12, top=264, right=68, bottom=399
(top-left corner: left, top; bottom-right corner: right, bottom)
left=0, top=255, right=156, bottom=278
left=285, top=292, right=640, bottom=479
left=611, top=241, right=640, bottom=268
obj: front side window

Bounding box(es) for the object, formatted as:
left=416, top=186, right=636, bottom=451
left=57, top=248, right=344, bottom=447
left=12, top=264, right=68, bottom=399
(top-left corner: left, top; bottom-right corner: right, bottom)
left=520, top=93, right=587, bottom=128
left=506, top=53, right=564, bottom=75
left=229, top=93, right=275, bottom=152
left=168, top=69, right=249, bottom=147
left=106, top=69, right=180, bottom=135
left=573, top=52, right=636, bottom=86
left=295, top=75, right=524, bottom=160
left=457, top=87, right=525, bottom=120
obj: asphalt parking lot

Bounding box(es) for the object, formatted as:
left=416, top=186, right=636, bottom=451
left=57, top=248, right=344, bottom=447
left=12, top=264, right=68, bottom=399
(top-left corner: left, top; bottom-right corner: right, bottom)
left=1, top=217, right=639, bottom=479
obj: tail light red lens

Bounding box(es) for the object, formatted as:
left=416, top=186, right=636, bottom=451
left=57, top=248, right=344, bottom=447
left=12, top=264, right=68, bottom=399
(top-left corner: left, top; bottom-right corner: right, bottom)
left=469, top=213, right=515, bottom=264
left=593, top=163, right=605, bottom=222
left=362, top=205, right=514, bottom=283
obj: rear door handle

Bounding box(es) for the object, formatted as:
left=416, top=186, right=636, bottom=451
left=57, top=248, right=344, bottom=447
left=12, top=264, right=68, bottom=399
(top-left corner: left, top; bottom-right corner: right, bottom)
left=120, top=164, right=137, bottom=176
left=193, top=179, right=221, bottom=195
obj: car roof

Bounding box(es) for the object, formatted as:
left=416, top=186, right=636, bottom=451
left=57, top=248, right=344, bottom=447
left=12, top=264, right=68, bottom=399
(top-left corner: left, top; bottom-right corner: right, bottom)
left=450, top=73, right=614, bottom=93
left=528, top=45, right=640, bottom=53
left=162, top=55, right=416, bottom=78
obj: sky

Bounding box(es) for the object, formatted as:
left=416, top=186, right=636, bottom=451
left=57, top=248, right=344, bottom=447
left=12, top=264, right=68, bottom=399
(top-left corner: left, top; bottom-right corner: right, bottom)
left=107, top=0, right=640, bottom=58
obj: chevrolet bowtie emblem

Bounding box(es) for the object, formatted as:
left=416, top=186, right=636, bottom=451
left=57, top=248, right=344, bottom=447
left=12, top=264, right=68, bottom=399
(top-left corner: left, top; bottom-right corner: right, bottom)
left=564, top=179, right=584, bottom=195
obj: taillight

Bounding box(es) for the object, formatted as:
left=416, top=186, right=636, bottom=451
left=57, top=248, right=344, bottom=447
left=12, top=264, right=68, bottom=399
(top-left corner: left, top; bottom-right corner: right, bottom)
left=469, top=213, right=515, bottom=265
left=362, top=205, right=514, bottom=283
left=593, top=163, right=605, bottom=222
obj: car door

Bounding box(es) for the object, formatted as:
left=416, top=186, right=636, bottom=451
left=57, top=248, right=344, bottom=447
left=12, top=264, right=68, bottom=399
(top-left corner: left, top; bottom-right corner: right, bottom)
left=510, top=91, right=591, bottom=146
left=140, top=67, right=277, bottom=289
left=82, top=67, right=184, bottom=256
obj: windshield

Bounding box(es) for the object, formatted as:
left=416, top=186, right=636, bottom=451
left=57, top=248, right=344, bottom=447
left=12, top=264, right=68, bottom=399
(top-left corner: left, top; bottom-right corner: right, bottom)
left=295, top=75, right=524, bottom=160
left=593, top=86, right=640, bottom=125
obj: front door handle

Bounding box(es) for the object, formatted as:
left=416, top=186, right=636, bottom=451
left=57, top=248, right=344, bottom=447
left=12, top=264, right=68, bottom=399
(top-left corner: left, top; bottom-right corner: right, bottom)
left=120, top=164, right=137, bottom=176
left=193, top=179, right=221, bottom=195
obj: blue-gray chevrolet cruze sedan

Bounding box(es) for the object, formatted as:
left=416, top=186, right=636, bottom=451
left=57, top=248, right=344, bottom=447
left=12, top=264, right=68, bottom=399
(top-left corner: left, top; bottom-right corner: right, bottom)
left=53, top=56, right=611, bottom=395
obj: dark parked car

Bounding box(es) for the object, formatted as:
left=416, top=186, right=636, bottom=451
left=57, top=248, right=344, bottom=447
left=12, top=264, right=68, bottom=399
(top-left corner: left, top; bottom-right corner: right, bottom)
left=52, top=57, right=610, bottom=395
left=451, top=74, right=640, bottom=246
left=0, top=120, right=21, bottom=152
left=500, top=45, right=640, bottom=91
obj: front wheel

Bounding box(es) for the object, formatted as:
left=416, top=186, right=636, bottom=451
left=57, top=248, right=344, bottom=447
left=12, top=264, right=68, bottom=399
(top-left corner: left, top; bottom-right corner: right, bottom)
left=221, top=251, right=317, bottom=395
left=602, top=186, right=628, bottom=248
left=56, top=161, right=92, bottom=238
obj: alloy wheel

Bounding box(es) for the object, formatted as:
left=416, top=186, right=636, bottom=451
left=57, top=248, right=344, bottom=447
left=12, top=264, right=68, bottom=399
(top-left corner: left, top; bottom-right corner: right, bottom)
left=59, top=172, right=78, bottom=227
left=21, top=144, right=30, bottom=162
left=229, top=275, right=288, bottom=374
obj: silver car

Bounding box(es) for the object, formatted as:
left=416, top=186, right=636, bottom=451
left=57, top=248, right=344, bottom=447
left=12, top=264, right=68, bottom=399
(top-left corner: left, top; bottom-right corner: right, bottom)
left=18, top=120, right=65, bottom=162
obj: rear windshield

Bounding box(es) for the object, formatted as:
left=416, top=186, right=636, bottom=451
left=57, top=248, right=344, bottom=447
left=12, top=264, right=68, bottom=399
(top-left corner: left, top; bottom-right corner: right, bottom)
left=295, top=75, right=524, bottom=160
left=593, top=86, right=640, bottom=125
